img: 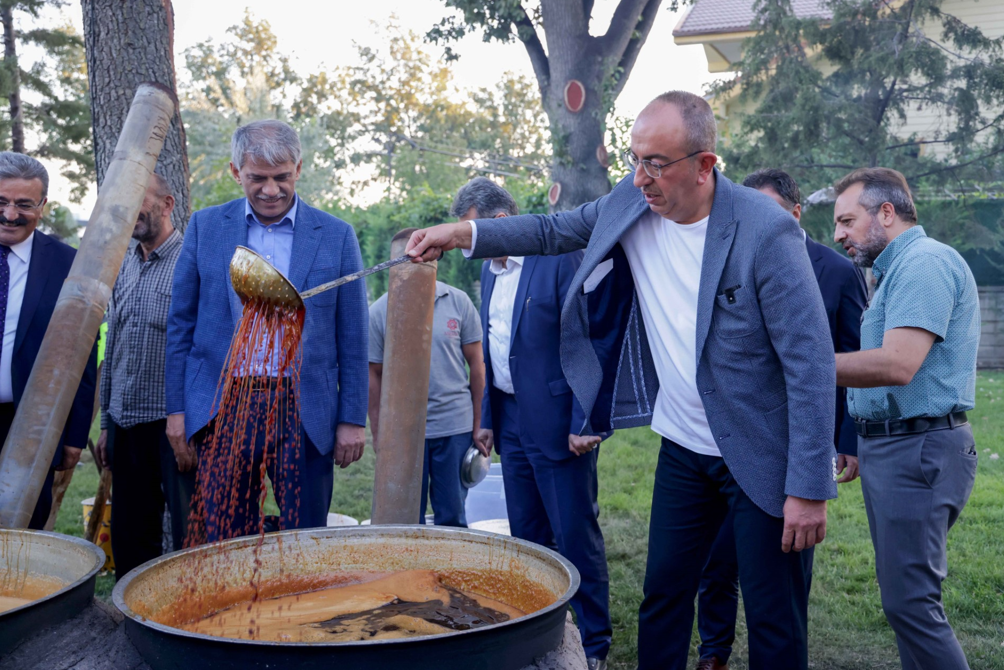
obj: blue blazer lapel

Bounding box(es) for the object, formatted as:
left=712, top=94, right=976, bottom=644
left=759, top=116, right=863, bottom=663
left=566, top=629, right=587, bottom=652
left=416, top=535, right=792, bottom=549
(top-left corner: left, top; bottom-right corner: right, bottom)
left=14, top=231, right=51, bottom=356
left=510, top=256, right=537, bottom=348
left=696, top=170, right=738, bottom=363
left=224, top=201, right=250, bottom=325
left=286, top=200, right=322, bottom=293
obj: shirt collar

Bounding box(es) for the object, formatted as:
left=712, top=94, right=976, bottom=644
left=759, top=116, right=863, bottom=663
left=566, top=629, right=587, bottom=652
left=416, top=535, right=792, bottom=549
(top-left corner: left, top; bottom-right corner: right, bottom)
left=489, top=255, right=523, bottom=276
left=435, top=281, right=450, bottom=299
left=245, top=194, right=298, bottom=229
left=7, top=229, right=34, bottom=264
left=135, top=229, right=182, bottom=260
left=872, top=225, right=926, bottom=282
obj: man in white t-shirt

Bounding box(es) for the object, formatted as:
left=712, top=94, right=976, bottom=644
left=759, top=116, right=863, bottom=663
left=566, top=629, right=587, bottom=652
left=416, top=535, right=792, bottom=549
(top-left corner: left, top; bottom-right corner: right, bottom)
left=406, top=91, right=838, bottom=670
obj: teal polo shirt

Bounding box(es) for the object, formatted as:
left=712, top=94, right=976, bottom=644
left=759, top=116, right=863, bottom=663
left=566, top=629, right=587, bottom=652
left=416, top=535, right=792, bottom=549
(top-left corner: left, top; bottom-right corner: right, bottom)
left=848, top=226, right=980, bottom=421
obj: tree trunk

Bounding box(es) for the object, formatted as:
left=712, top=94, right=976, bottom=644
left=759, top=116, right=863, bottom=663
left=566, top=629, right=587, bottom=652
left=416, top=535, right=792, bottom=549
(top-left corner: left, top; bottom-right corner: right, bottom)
left=541, top=48, right=612, bottom=211
left=2, top=3, right=24, bottom=154
left=82, top=0, right=191, bottom=231
left=514, top=0, right=662, bottom=210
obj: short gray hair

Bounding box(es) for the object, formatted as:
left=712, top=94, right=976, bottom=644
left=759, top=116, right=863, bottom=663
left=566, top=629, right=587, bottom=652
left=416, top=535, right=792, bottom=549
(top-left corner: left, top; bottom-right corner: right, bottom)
left=231, top=120, right=302, bottom=170
left=450, top=177, right=519, bottom=219
left=652, top=91, right=718, bottom=154
left=834, top=167, right=917, bottom=224
left=0, top=152, right=49, bottom=198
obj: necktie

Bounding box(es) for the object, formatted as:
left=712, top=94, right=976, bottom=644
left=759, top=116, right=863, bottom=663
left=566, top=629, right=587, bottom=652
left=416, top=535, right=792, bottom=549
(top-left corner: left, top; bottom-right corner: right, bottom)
left=0, top=245, right=10, bottom=364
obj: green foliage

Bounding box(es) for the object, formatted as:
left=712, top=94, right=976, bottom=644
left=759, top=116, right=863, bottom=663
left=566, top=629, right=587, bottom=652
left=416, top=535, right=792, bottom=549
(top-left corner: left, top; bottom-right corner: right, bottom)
left=0, top=2, right=92, bottom=209
left=715, top=0, right=1004, bottom=196
left=182, top=14, right=550, bottom=214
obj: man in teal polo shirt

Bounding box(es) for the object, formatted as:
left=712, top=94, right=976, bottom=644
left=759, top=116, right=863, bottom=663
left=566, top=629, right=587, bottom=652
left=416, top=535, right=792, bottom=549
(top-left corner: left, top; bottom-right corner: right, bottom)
left=833, top=167, right=979, bottom=670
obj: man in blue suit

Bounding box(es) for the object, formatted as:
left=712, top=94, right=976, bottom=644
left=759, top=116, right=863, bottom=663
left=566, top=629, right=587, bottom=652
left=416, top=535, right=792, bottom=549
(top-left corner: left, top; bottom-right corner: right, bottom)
left=408, top=92, right=838, bottom=670
left=165, top=120, right=368, bottom=541
left=457, top=178, right=611, bottom=670
left=0, top=152, right=97, bottom=529
left=693, top=169, right=868, bottom=670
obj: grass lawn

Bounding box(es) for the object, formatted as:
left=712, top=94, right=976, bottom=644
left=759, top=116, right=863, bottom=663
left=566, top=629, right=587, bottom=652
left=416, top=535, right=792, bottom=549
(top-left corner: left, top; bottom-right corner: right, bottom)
left=56, top=372, right=1004, bottom=668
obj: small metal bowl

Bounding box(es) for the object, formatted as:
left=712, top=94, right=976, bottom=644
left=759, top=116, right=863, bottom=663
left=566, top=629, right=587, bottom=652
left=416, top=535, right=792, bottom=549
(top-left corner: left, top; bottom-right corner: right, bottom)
left=461, top=444, right=490, bottom=489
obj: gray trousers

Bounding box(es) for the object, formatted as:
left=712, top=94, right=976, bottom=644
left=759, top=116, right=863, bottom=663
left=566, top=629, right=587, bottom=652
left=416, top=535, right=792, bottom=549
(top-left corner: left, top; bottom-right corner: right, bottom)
left=859, top=424, right=977, bottom=670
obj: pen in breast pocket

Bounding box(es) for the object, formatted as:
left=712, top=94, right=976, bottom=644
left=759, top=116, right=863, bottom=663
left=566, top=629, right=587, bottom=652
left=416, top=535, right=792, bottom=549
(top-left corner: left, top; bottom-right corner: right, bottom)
left=526, top=296, right=531, bottom=310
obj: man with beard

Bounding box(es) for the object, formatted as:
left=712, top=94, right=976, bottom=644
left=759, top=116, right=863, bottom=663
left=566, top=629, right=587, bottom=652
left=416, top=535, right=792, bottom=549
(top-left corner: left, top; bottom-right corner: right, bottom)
left=166, top=120, right=368, bottom=542
left=0, top=152, right=96, bottom=529
left=407, top=91, right=837, bottom=670
left=833, top=168, right=979, bottom=670
left=96, top=174, right=196, bottom=578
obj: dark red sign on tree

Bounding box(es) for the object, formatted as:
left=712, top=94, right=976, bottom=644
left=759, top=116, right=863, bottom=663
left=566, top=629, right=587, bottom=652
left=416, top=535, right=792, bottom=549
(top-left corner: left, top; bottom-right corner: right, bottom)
left=564, top=80, right=585, bottom=113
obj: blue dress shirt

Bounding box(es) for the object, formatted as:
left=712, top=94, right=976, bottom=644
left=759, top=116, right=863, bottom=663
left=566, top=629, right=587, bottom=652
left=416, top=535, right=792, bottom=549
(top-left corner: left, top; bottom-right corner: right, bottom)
left=848, top=226, right=980, bottom=420
left=244, top=196, right=298, bottom=377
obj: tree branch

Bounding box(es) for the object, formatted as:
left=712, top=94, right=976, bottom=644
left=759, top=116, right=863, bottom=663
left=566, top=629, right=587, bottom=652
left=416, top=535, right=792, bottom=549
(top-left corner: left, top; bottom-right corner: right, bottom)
left=908, top=145, right=1004, bottom=180
left=782, top=163, right=857, bottom=170
left=513, top=4, right=550, bottom=95
left=601, top=0, right=648, bottom=57
left=608, top=0, right=663, bottom=101
left=583, top=0, right=595, bottom=30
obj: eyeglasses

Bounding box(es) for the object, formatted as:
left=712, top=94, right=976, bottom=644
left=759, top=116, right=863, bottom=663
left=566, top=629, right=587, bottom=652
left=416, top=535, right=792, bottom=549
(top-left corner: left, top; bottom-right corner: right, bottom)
left=622, top=150, right=707, bottom=179
left=0, top=199, right=43, bottom=214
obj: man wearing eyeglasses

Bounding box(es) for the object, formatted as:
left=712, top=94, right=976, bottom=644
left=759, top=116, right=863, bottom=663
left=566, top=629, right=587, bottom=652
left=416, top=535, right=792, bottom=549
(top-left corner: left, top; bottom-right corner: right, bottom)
left=0, top=152, right=97, bottom=529
left=407, top=91, right=837, bottom=670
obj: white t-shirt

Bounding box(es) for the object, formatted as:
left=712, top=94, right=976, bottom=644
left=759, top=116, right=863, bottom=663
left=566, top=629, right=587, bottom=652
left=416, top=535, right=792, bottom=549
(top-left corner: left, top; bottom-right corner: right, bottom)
left=619, top=210, right=721, bottom=457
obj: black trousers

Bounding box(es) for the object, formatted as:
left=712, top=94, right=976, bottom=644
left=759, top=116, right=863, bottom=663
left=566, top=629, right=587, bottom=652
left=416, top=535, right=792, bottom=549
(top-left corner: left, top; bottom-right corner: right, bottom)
left=696, top=508, right=817, bottom=664
left=638, top=438, right=812, bottom=670
left=0, top=402, right=54, bottom=530
left=109, top=418, right=196, bottom=580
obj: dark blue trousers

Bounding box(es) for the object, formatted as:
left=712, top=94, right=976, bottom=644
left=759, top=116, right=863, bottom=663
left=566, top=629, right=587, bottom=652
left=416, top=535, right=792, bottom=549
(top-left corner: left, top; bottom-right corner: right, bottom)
left=200, top=387, right=334, bottom=543
left=639, top=438, right=812, bottom=670
left=496, top=391, right=612, bottom=660
left=697, top=512, right=816, bottom=664
left=419, top=431, right=471, bottom=527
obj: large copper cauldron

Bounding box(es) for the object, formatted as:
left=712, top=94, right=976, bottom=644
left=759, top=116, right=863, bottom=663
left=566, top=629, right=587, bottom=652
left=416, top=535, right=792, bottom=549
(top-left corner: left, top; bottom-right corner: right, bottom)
left=113, top=526, right=579, bottom=670
left=0, top=529, right=106, bottom=656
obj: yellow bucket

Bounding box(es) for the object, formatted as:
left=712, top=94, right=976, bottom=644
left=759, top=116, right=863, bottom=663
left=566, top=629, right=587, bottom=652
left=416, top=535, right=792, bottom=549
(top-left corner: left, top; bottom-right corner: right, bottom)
left=81, top=496, right=114, bottom=571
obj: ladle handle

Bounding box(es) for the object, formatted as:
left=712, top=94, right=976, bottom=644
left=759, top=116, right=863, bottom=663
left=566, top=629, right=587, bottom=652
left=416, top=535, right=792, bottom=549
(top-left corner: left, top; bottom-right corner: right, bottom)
left=300, top=255, right=413, bottom=299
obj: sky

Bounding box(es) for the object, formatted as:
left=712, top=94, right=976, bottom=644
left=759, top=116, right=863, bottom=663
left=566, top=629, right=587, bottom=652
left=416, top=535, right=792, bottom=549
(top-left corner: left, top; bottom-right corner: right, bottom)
left=48, top=0, right=723, bottom=217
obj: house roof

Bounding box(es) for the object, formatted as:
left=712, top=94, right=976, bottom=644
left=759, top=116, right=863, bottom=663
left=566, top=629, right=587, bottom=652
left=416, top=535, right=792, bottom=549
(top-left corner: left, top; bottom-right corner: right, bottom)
left=673, top=0, right=833, bottom=37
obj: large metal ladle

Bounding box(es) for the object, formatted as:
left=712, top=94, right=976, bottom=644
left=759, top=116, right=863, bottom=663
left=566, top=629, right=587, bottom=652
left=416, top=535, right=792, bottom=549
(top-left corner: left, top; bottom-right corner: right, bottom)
left=229, top=246, right=411, bottom=310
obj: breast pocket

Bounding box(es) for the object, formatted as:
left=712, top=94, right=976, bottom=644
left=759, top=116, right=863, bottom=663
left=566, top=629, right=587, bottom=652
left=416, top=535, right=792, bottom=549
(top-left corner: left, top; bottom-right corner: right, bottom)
left=306, top=267, right=340, bottom=308
left=713, top=284, right=758, bottom=339
left=147, top=289, right=173, bottom=331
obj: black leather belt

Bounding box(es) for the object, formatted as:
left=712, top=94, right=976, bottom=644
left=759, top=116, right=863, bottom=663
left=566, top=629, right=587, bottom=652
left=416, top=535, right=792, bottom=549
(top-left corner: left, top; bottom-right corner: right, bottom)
left=855, top=411, right=968, bottom=438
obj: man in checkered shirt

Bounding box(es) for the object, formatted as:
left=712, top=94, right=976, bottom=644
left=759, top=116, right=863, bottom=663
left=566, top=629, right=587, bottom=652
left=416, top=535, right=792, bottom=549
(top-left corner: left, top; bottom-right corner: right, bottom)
left=96, top=174, right=195, bottom=580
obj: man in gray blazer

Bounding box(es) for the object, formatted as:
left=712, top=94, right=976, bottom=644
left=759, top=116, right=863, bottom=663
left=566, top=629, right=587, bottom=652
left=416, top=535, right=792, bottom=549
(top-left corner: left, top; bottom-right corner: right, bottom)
left=407, top=91, right=838, bottom=670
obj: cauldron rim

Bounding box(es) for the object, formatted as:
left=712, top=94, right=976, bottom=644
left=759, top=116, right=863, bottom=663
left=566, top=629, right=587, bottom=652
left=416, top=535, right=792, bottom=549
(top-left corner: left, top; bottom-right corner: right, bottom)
left=112, top=524, right=581, bottom=649
left=0, top=528, right=106, bottom=619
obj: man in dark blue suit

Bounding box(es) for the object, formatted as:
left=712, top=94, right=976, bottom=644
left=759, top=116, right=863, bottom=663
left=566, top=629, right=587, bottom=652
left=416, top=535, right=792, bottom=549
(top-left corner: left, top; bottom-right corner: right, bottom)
left=693, top=169, right=868, bottom=670
left=0, top=152, right=97, bottom=529
left=166, top=121, right=368, bottom=542
left=462, top=178, right=611, bottom=670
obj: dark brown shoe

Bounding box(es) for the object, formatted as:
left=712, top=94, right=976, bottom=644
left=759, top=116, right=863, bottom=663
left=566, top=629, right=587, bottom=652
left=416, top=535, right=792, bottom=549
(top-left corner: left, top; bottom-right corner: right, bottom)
left=695, top=656, right=729, bottom=670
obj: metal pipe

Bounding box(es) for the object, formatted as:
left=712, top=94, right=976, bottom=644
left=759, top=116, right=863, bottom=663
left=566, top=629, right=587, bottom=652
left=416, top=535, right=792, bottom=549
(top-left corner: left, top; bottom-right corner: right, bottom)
left=370, top=231, right=437, bottom=525
left=0, top=83, right=175, bottom=529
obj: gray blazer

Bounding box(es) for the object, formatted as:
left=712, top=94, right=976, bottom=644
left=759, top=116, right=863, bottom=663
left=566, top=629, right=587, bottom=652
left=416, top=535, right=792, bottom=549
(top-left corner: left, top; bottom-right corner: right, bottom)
left=471, top=170, right=838, bottom=516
